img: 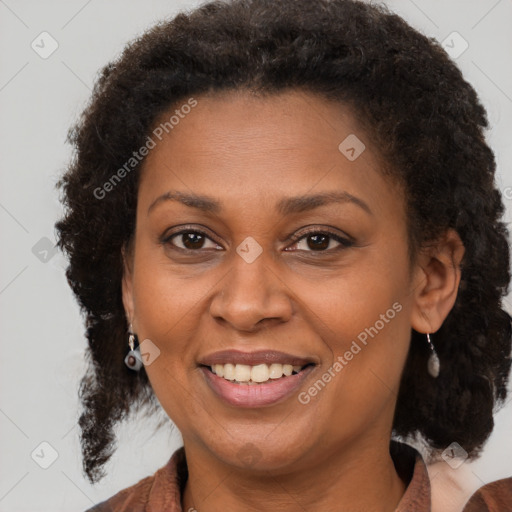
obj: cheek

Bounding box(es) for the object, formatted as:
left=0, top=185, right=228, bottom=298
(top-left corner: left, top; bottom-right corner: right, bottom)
left=130, top=242, right=210, bottom=377
left=130, top=252, right=206, bottom=419
left=295, top=244, right=409, bottom=344
left=303, top=278, right=410, bottom=382
left=298, top=247, right=411, bottom=411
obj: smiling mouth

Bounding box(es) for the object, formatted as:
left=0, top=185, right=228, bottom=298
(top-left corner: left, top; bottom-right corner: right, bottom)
left=202, top=362, right=315, bottom=385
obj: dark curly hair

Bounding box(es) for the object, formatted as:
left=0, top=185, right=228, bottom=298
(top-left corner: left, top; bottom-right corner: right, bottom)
left=55, top=0, right=512, bottom=484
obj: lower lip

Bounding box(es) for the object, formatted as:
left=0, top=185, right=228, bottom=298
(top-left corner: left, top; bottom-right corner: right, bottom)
left=200, top=365, right=315, bottom=408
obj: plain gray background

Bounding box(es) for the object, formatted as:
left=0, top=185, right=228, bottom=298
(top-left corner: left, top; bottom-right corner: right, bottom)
left=1, top=0, right=511, bottom=510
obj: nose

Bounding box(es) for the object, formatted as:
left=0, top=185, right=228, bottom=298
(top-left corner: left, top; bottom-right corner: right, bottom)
left=209, top=249, right=294, bottom=332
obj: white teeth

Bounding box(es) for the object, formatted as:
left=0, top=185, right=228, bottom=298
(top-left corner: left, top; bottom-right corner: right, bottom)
left=269, top=363, right=284, bottom=379
left=210, top=363, right=305, bottom=383
left=283, top=364, right=293, bottom=376
left=223, top=363, right=235, bottom=380
left=235, top=364, right=252, bottom=382
left=251, top=364, right=269, bottom=383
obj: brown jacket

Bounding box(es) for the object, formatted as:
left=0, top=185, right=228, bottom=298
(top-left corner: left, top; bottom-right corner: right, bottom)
left=85, top=442, right=512, bottom=511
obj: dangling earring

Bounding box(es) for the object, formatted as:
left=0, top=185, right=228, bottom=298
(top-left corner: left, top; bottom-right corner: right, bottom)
left=124, top=324, right=143, bottom=371
left=426, top=333, right=440, bottom=378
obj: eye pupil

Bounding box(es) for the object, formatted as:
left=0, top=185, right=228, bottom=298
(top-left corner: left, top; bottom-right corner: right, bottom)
left=307, top=234, right=329, bottom=250
left=183, top=232, right=204, bottom=249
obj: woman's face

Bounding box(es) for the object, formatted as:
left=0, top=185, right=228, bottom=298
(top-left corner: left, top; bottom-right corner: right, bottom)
left=123, top=90, right=419, bottom=472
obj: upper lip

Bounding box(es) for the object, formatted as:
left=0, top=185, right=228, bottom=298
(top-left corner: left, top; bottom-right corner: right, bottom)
left=198, top=350, right=318, bottom=367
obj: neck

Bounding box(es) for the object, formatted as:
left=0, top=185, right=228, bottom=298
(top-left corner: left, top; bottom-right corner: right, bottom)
left=181, top=437, right=407, bottom=512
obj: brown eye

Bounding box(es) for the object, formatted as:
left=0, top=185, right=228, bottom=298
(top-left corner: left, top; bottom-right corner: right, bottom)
left=164, top=230, right=222, bottom=251
left=306, top=234, right=330, bottom=250
left=287, top=229, right=354, bottom=252
left=180, top=232, right=205, bottom=249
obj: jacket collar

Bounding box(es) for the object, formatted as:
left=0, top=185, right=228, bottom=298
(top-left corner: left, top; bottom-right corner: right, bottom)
left=148, top=440, right=431, bottom=511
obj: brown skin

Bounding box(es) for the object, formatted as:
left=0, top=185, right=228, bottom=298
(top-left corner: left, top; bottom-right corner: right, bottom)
left=122, top=90, right=465, bottom=512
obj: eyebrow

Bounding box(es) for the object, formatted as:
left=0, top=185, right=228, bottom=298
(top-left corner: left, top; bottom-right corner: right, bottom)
left=147, top=190, right=373, bottom=216
left=277, top=191, right=372, bottom=216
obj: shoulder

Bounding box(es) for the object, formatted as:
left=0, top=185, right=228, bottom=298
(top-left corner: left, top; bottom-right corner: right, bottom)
left=463, top=476, right=512, bottom=512
left=84, top=472, right=158, bottom=512
left=83, top=447, right=187, bottom=512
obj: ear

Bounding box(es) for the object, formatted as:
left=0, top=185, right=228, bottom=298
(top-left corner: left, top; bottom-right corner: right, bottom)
left=121, top=242, right=136, bottom=326
left=410, top=229, right=465, bottom=334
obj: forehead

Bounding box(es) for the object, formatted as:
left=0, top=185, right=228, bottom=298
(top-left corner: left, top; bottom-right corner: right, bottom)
left=137, top=90, right=403, bottom=220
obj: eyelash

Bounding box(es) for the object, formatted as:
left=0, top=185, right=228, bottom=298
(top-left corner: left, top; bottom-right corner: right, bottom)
left=161, top=227, right=222, bottom=252
left=161, top=225, right=354, bottom=253
left=288, top=227, right=354, bottom=252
